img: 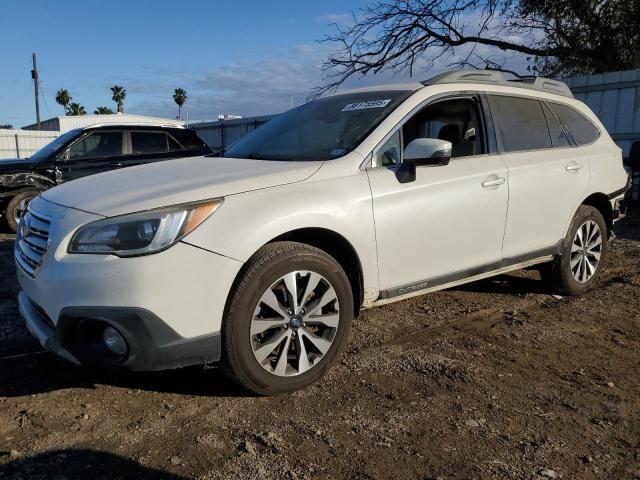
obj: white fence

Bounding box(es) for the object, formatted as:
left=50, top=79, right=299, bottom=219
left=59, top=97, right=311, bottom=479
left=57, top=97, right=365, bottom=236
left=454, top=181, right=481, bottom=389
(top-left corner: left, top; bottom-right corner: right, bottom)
left=0, top=129, right=59, bottom=159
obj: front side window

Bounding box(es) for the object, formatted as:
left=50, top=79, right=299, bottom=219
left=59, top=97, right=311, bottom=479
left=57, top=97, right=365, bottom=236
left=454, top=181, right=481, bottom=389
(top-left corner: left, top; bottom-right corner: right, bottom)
left=402, top=97, right=485, bottom=158
left=488, top=95, right=552, bottom=153
left=68, top=131, right=123, bottom=160
left=224, top=90, right=412, bottom=161
left=548, top=103, right=600, bottom=146
left=372, top=97, right=486, bottom=168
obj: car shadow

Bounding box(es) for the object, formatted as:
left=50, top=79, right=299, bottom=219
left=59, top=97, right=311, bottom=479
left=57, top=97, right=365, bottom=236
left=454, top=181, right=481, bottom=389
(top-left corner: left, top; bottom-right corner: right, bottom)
left=613, top=206, right=640, bottom=241
left=451, top=271, right=549, bottom=296
left=0, top=449, right=188, bottom=479
left=0, top=351, right=253, bottom=398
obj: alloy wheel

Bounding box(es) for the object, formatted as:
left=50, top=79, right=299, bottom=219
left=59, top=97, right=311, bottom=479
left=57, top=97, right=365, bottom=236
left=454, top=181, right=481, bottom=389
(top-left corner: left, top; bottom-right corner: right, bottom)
left=250, top=270, right=340, bottom=377
left=570, top=220, right=602, bottom=283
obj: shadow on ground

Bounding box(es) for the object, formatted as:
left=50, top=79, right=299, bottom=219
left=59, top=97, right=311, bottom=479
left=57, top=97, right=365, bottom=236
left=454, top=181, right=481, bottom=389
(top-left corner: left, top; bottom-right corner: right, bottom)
left=0, top=449, right=187, bottom=480
left=0, top=351, right=252, bottom=398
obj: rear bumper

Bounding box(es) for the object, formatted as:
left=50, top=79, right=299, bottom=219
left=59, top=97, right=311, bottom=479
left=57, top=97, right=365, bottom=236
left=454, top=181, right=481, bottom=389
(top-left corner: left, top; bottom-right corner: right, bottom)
left=610, top=174, right=632, bottom=222
left=19, top=291, right=221, bottom=371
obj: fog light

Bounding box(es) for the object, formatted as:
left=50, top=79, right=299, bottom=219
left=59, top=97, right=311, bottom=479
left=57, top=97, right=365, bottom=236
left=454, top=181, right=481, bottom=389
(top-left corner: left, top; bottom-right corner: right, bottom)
left=102, top=326, right=128, bottom=357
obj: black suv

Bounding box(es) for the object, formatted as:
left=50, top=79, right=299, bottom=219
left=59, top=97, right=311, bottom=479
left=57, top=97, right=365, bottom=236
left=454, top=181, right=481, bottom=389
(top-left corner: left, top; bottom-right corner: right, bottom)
left=0, top=124, right=211, bottom=231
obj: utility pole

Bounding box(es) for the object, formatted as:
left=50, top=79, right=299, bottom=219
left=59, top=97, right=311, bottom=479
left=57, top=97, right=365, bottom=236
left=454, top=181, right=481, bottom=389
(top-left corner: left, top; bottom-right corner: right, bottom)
left=31, top=53, right=41, bottom=130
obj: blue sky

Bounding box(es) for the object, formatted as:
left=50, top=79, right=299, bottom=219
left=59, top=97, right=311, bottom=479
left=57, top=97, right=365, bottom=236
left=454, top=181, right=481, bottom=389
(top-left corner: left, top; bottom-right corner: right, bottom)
left=0, top=1, right=527, bottom=127
left=0, top=0, right=378, bottom=126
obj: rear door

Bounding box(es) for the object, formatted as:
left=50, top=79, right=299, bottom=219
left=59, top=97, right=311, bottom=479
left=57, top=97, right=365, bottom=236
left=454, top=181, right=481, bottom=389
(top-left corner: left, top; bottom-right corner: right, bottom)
left=57, top=130, right=125, bottom=181
left=487, top=94, right=590, bottom=259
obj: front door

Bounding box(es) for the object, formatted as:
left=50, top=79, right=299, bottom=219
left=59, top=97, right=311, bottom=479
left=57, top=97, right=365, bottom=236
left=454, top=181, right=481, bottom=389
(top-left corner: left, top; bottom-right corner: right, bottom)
left=367, top=96, right=509, bottom=296
left=57, top=130, right=125, bottom=181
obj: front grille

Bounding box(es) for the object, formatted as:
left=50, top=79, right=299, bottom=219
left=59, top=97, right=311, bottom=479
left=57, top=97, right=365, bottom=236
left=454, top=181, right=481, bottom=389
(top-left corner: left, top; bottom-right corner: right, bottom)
left=15, top=207, right=51, bottom=277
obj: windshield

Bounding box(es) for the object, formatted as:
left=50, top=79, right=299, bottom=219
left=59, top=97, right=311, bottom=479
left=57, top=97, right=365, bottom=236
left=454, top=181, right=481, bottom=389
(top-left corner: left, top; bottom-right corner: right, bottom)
left=29, top=128, right=83, bottom=163
left=223, top=90, right=413, bottom=161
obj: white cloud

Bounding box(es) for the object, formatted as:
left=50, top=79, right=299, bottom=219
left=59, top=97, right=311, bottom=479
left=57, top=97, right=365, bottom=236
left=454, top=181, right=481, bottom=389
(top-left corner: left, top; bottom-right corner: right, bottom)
left=316, top=13, right=354, bottom=26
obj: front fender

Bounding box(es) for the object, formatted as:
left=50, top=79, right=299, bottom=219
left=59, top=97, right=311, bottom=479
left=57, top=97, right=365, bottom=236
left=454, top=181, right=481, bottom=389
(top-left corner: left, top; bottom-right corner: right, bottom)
left=184, top=173, right=380, bottom=302
left=0, top=172, right=55, bottom=199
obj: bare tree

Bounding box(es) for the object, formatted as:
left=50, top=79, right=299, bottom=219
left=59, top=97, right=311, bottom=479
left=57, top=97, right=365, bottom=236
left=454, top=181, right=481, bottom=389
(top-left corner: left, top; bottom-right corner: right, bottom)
left=315, top=0, right=640, bottom=96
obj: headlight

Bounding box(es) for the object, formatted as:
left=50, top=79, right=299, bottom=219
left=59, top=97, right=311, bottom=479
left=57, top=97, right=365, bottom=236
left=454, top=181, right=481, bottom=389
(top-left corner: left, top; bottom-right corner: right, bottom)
left=68, top=198, right=223, bottom=257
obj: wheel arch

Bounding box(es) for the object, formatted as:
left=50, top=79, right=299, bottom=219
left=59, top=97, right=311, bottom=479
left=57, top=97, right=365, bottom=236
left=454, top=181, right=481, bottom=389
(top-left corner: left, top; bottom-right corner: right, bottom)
left=227, top=227, right=365, bottom=318
left=581, top=192, right=613, bottom=236
left=271, top=228, right=364, bottom=317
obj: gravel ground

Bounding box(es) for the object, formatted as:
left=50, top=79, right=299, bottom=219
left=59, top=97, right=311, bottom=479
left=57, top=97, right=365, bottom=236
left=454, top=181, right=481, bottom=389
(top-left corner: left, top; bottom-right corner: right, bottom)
left=0, top=210, right=639, bottom=480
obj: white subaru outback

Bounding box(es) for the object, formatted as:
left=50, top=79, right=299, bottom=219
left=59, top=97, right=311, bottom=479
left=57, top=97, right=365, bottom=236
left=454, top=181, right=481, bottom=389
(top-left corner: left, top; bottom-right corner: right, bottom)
left=15, top=70, right=630, bottom=394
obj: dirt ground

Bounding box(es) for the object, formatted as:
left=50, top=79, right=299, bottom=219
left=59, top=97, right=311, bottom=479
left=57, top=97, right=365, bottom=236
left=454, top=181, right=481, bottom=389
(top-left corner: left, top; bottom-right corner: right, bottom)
left=0, top=210, right=639, bottom=480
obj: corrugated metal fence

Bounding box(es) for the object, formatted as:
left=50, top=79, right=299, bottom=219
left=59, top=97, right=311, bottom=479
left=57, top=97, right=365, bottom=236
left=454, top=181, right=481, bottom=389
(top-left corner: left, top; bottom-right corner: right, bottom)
left=0, top=129, right=59, bottom=159
left=564, top=70, right=640, bottom=157
left=189, top=115, right=276, bottom=151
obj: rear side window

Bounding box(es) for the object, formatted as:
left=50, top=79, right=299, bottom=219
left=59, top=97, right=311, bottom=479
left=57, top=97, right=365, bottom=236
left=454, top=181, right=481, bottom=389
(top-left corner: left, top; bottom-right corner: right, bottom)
left=547, top=103, right=600, bottom=146
left=488, top=95, right=552, bottom=152
left=130, top=132, right=170, bottom=154
left=489, top=95, right=551, bottom=152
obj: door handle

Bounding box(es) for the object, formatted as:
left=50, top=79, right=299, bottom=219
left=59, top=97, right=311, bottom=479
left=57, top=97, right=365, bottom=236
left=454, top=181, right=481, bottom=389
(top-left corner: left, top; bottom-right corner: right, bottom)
left=108, top=162, right=124, bottom=168
left=565, top=163, right=582, bottom=171
left=482, top=176, right=506, bottom=188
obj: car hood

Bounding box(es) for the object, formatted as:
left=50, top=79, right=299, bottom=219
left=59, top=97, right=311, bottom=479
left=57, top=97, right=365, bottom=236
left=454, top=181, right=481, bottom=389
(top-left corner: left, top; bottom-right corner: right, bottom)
left=0, top=157, right=37, bottom=172
left=42, top=155, right=323, bottom=217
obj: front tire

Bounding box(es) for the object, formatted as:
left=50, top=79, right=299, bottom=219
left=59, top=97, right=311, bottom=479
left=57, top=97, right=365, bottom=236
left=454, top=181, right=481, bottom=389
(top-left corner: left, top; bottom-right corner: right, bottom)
left=6, top=190, right=39, bottom=232
left=221, top=241, right=354, bottom=395
left=542, top=205, right=608, bottom=296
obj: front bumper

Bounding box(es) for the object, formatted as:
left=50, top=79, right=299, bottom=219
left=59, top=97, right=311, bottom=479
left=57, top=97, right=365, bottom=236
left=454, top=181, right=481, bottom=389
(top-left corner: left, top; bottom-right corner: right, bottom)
left=16, top=196, right=243, bottom=370
left=19, top=292, right=221, bottom=370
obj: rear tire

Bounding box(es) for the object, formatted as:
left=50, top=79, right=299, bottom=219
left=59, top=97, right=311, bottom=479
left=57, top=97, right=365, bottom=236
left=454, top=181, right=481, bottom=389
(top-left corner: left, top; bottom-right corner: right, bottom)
left=541, top=205, right=608, bottom=296
left=6, top=190, right=39, bottom=233
left=221, top=241, right=354, bottom=395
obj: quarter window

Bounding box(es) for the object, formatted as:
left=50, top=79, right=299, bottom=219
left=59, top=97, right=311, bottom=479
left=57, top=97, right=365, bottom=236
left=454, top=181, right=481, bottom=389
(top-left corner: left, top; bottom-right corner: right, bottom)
left=376, top=131, right=401, bottom=167
left=547, top=103, right=600, bottom=146
left=488, top=96, right=552, bottom=152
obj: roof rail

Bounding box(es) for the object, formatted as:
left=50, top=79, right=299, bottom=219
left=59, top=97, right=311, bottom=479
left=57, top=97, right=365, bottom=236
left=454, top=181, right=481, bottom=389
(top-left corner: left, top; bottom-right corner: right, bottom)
left=422, top=70, right=574, bottom=98
left=83, top=123, right=186, bottom=130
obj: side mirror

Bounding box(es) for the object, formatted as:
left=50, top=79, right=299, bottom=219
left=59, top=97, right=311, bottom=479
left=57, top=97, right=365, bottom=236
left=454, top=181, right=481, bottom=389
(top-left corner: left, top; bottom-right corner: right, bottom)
left=57, top=149, right=70, bottom=162
left=395, top=138, right=452, bottom=184
left=404, top=138, right=452, bottom=166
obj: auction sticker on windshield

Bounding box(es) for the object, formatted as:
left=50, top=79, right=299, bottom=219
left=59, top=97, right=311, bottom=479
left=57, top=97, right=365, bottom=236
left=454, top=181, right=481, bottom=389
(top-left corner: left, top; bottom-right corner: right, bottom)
left=342, top=99, right=392, bottom=112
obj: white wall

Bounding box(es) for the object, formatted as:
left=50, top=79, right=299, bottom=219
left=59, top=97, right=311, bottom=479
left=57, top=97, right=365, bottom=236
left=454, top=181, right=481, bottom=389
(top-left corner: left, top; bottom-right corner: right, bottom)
left=0, top=129, right=59, bottom=159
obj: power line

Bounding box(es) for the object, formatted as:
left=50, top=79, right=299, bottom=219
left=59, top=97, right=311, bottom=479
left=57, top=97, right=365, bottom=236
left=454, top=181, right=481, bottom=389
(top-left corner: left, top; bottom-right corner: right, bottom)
left=0, top=59, right=31, bottom=105
left=39, top=80, right=53, bottom=118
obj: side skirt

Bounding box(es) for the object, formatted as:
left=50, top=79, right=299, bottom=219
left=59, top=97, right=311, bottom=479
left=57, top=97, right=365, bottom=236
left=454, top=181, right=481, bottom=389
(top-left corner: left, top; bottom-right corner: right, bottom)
left=368, top=243, right=561, bottom=308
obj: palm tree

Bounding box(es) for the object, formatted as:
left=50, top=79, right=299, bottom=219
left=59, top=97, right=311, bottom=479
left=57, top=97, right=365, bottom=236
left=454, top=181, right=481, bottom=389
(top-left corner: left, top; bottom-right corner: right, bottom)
left=55, top=89, right=72, bottom=115
left=110, top=85, right=126, bottom=113
left=94, top=106, right=114, bottom=115
left=173, top=88, right=188, bottom=120
left=67, top=103, right=86, bottom=116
